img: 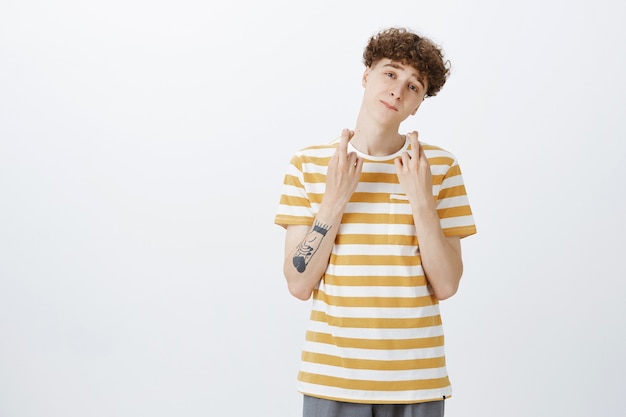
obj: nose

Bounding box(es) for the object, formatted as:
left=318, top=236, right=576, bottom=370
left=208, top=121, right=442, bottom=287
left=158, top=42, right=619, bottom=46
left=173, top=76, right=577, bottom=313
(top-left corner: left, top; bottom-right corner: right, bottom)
left=390, top=88, right=402, bottom=100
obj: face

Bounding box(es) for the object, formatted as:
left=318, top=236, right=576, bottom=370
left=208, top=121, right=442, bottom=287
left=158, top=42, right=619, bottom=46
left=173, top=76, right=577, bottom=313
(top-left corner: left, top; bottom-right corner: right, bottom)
left=361, top=58, right=428, bottom=125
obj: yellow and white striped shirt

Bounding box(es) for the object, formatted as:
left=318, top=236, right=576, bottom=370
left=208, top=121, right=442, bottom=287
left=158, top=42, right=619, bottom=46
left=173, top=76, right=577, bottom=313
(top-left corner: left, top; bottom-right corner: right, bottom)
left=275, top=136, right=476, bottom=404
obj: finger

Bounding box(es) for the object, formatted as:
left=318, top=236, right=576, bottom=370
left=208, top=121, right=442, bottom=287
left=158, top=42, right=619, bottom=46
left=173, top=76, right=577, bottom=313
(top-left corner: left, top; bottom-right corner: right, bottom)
left=401, top=152, right=412, bottom=167
left=347, top=151, right=358, bottom=166
left=407, top=131, right=420, bottom=158
left=338, top=128, right=352, bottom=157
left=418, top=145, right=429, bottom=167
left=394, top=152, right=410, bottom=169
left=354, top=156, right=364, bottom=173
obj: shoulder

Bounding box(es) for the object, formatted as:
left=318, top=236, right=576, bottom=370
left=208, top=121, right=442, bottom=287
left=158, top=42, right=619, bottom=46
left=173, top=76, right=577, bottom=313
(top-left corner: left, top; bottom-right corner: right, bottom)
left=419, top=142, right=460, bottom=167
left=294, top=137, right=340, bottom=156
left=288, top=137, right=340, bottom=167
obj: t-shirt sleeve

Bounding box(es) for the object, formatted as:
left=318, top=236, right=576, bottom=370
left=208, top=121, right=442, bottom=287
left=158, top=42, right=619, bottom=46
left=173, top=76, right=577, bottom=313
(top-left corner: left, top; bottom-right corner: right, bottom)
left=435, top=157, right=477, bottom=239
left=274, top=154, right=315, bottom=229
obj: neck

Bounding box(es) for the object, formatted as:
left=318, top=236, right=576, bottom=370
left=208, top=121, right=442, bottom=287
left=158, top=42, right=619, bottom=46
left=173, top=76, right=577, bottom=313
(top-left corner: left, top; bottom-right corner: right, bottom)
left=350, top=116, right=405, bottom=157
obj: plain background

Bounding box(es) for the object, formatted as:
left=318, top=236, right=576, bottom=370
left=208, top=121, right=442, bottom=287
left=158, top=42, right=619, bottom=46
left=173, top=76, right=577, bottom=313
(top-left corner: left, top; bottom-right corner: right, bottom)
left=1, top=1, right=625, bottom=416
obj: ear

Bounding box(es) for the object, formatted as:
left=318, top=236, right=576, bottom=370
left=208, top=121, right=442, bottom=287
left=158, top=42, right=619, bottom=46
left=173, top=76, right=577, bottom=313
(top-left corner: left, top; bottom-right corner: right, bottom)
left=410, top=103, right=421, bottom=116
left=362, top=67, right=371, bottom=88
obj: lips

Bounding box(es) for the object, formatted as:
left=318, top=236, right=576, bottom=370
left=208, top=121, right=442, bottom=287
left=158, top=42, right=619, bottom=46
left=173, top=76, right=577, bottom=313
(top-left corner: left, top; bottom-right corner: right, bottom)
left=380, top=100, right=398, bottom=111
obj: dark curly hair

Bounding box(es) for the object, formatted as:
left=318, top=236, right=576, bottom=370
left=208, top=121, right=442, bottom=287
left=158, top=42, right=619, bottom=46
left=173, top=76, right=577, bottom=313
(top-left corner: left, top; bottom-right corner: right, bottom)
left=363, top=27, right=451, bottom=97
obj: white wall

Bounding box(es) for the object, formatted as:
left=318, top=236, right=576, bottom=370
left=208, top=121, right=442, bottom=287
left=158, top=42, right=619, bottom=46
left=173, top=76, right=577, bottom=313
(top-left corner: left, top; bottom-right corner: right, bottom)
left=1, top=1, right=625, bottom=416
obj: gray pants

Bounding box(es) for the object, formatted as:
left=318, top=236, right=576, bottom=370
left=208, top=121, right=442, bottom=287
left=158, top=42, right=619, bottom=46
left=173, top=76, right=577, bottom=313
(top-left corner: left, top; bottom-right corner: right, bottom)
left=303, top=395, right=445, bottom=417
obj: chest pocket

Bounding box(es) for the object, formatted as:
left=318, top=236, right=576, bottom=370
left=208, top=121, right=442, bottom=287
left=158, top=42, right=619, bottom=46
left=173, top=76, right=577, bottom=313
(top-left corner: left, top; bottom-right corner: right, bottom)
left=389, top=193, right=411, bottom=215
left=387, top=193, right=418, bottom=246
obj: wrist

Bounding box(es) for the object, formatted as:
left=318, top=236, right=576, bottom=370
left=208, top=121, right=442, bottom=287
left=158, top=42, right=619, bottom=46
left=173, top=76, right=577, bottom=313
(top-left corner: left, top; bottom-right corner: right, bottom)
left=317, top=201, right=347, bottom=224
left=412, top=203, right=440, bottom=228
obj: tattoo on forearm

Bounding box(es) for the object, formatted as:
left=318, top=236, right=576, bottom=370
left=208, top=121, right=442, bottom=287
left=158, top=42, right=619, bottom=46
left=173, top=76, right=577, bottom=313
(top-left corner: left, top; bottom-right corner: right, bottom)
left=292, top=220, right=331, bottom=273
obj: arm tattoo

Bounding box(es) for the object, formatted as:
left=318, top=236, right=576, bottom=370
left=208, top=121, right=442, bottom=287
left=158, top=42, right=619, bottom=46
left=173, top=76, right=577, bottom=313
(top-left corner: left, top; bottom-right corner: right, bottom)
left=292, top=220, right=331, bottom=273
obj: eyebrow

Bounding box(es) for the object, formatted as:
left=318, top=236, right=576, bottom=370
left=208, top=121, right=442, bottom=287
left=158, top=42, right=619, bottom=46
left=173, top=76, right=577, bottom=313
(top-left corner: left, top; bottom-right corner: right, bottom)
left=383, top=62, right=426, bottom=88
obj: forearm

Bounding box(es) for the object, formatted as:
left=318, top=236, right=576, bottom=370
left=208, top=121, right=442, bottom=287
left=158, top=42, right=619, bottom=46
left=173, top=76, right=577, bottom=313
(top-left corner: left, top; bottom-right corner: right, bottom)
left=283, top=205, right=345, bottom=300
left=412, top=206, right=463, bottom=300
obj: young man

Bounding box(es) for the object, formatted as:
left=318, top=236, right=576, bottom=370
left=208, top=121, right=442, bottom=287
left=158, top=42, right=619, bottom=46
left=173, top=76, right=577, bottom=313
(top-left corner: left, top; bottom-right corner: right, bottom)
left=274, top=27, right=476, bottom=417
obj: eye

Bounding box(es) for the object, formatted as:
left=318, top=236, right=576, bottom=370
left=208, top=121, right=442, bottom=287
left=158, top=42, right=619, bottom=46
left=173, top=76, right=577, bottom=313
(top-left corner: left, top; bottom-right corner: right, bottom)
left=409, top=84, right=419, bottom=92
left=385, top=72, right=395, bottom=78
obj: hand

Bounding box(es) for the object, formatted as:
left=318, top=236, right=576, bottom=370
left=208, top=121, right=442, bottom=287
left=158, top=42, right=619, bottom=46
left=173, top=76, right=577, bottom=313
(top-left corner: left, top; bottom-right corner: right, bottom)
left=323, top=129, right=363, bottom=208
left=394, top=131, right=434, bottom=208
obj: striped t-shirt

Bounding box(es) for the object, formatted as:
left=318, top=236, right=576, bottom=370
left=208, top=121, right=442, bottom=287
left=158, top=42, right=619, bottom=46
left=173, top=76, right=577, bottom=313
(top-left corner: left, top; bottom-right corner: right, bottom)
left=274, top=136, right=477, bottom=404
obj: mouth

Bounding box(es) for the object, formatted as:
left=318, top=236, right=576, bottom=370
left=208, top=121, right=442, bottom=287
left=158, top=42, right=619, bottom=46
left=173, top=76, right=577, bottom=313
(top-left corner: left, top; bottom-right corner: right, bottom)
left=380, top=100, right=398, bottom=111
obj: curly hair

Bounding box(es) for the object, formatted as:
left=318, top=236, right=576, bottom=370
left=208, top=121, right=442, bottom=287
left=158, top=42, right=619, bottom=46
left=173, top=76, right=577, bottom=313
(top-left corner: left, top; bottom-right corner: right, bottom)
left=362, top=27, right=451, bottom=97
